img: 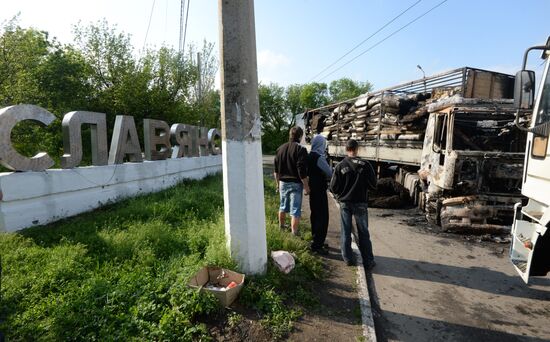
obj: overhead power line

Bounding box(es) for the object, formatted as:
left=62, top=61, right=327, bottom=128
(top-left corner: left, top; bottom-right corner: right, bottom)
left=308, top=0, right=422, bottom=82
left=316, top=0, right=449, bottom=82
left=143, top=0, right=157, bottom=51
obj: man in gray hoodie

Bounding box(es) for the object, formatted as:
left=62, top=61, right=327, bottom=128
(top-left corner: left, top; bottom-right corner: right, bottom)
left=307, top=134, right=333, bottom=254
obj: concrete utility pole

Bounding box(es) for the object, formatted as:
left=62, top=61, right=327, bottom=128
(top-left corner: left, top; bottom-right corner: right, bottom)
left=218, top=0, right=267, bottom=274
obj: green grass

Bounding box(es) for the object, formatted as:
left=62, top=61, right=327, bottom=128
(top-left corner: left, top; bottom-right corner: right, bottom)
left=0, top=174, right=323, bottom=341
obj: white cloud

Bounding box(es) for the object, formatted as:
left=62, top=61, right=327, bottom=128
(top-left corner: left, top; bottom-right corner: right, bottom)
left=257, top=49, right=290, bottom=69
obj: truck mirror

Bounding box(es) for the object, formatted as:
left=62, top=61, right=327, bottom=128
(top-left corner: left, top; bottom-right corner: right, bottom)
left=514, top=70, right=535, bottom=109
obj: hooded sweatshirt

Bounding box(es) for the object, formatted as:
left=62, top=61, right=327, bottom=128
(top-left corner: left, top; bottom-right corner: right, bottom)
left=307, top=135, right=333, bottom=192
left=310, top=135, right=332, bottom=178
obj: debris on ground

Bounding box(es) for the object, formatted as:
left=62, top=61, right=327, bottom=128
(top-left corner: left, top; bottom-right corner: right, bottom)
left=188, top=267, right=245, bottom=307
left=270, top=251, right=296, bottom=274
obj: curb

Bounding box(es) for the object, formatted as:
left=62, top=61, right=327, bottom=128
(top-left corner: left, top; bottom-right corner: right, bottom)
left=352, top=236, right=377, bottom=342
left=331, top=196, right=377, bottom=342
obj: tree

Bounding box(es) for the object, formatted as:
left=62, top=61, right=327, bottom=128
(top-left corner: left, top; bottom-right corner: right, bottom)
left=329, top=78, right=373, bottom=102
left=299, top=82, right=329, bottom=110
left=259, top=83, right=293, bottom=153
left=73, top=20, right=200, bottom=130
left=186, top=40, right=220, bottom=128
left=0, top=19, right=89, bottom=164
left=285, top=84, right=304, bottom=116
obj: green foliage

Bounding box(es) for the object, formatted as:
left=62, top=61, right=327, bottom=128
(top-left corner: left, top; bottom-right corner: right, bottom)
left=329, top=77, right=373, bottom=102
left=0, top=19, right=220, bottom=169
left=260, top=79, right=372, bottom=154
left=0, top=175, right=324, bottom=340
left=239, top=179, right=324, bottom=339
left=0, top=175, right=228, bottom=341
left=299, top=82, right=330, bottom=110
left=259, top=83, right=293, bottom=154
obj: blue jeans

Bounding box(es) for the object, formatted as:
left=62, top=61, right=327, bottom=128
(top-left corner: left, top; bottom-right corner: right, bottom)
left=279, top=181, right=303, bottom=217
left=339, top=202, right=374, bottom=264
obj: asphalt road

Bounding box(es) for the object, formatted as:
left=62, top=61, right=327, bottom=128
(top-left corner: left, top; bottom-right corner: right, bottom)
left=362, top=207, right=550, bottom=342
left=264, top=154, right=550, bottom=341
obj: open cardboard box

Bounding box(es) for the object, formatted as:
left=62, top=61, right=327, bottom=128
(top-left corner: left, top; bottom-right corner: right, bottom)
left=188, top=267, right=245, bottom=307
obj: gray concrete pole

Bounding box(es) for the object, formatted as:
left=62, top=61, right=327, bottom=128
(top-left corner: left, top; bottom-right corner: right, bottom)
left=218, top=0, right=267, bottom=274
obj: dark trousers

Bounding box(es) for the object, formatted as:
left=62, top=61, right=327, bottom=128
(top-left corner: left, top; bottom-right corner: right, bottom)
left=309, top=189, right=329, bottom=249
left=339, top=202, right=374, bottom=264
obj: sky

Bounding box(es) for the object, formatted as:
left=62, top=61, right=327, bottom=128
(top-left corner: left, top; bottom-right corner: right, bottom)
left=2, top=0, right=550, bottom=90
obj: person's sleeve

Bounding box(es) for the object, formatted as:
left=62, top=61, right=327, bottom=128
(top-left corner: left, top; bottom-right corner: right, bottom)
left=296, top=147, right=308, bottom=179
left=273, top=152, right=279, bottom=174
left=317, top=157, right=332, bottom=178
left=365, top=161, right=377, bottom=190
left=329, top=164, right=341, bottom=195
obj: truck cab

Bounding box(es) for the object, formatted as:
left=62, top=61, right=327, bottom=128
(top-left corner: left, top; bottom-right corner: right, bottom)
left=510, top=38, right=550, bottom=283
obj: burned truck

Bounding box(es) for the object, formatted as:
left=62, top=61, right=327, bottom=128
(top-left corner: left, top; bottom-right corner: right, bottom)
left=303, top=67, right=530, bottom=233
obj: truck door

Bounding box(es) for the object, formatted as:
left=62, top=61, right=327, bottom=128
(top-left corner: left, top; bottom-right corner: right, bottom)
left=511, top=57, right=550, bottom=283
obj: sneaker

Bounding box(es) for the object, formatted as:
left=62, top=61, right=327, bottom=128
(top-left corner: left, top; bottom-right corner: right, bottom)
left=310, top=246, right=329, bottom=255
left=279, top=224, right=289, bottom=230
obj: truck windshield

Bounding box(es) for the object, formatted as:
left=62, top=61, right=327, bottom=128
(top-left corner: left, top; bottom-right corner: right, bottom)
left=537, top=66, right=550, bottom=125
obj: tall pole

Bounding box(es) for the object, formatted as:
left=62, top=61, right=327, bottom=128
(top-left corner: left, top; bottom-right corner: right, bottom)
left=197, top=52, right=202, bottom=103
left=218, top=0, right=267, bottom=274
left=197, top=52, right=203, bottom=126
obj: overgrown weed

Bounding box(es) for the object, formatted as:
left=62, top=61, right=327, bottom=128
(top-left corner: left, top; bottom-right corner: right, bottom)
left=0, top=174, right=323, bottom=340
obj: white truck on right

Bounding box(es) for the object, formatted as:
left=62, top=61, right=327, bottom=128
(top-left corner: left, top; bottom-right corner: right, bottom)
left=510, top=37, right=550, bottom=283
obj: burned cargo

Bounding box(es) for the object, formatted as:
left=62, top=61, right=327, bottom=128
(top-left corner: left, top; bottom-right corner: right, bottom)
left=303, top=67, right=530, bottom=234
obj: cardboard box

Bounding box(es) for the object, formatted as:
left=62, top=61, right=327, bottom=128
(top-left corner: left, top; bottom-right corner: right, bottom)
left=188, top=267, right=245, bottom=307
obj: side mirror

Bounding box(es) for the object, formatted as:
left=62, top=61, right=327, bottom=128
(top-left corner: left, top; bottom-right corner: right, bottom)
left=514, top=70, right=535, bottom=109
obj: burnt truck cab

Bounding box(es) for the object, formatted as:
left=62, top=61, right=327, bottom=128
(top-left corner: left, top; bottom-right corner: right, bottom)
left=419, top=97, right=528, bottom=233
left=510, top=37, right=550, bottom=283
left=303, top=67, right=530, bottom=235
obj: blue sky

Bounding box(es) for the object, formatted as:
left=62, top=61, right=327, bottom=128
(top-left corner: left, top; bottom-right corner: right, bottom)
left=2, top=0, right=549, bottom=89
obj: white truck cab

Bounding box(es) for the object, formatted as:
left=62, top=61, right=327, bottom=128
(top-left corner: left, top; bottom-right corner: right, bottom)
left=510, top=37, right=550, bottom=283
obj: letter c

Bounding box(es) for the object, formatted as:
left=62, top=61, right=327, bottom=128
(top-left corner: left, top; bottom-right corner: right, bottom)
left=0, top=105, right=56, bottom=171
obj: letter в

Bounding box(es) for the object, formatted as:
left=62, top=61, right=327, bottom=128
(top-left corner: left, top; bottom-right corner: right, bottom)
left=208, top=128, right=221, bottom=155
left=108, top=115, right=143, bottom=164
left=61, top=111, right=108, bottom=168
left=0, top=105, right=55, bottom=171
left=144, top=119, right=171, bottom=160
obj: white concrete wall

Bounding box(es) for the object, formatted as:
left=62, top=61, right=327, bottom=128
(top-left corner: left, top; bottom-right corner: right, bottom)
left=0, top=155, right=222, bottom=232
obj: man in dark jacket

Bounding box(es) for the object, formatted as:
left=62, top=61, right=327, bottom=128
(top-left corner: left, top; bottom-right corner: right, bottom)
left=329, top=139, right=377, bottom=268
left=274, top=126, right=310, bottom=236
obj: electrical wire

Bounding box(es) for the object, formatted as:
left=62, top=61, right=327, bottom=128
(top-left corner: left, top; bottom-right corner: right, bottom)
left=308, top=0, right=422, bottom=82
left=316, top=0, right=449, bottom=82
left=143, top=0, right=157, bottom=51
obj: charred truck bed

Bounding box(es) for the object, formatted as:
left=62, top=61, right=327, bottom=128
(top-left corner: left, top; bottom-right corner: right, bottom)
left=303, top=67, right=531, bottom=234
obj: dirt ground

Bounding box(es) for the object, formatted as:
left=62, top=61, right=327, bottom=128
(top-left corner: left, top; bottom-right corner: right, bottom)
left=208, top=197, right=366, bottom=341
left=208, top=156, right=364, bottom=341
left=286, top=196, right=364, bottom=342
left=364, top=207, right=550, bottom=342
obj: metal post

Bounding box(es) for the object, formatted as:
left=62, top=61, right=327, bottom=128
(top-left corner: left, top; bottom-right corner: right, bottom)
left=197, top=52, right=202, bottom=103
left=218, top=0, right=267, bottom=274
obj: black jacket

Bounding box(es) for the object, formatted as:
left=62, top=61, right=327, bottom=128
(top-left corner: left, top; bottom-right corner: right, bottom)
left=329, top=157, right=377, bottom=203
left=307, top=152, right=327, bottom=192
left=274, top=142, right=308, bottom=183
